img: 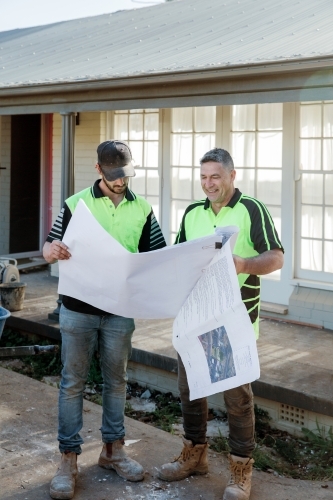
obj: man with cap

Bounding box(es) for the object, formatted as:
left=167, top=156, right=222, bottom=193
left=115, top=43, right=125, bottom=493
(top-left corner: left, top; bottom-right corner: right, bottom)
left=43, top=140, right=166, bottom=500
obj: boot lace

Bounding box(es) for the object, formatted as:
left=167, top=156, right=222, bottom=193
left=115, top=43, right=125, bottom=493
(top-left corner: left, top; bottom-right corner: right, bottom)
left=228, top=458, right=252, bottom=488
left=173, top=445, right=192, bottom=464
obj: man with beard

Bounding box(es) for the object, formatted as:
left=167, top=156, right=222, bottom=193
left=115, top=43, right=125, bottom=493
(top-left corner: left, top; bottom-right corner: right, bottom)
left=43, top=140, right=166, bottom=499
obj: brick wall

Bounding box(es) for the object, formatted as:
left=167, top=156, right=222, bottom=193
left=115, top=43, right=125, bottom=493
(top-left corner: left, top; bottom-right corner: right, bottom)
left=261, top=287, right=333, bottom=331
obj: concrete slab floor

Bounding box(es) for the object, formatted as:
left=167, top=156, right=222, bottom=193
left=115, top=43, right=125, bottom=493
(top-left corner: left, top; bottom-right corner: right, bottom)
left=1, top=367, right=333, bottom=500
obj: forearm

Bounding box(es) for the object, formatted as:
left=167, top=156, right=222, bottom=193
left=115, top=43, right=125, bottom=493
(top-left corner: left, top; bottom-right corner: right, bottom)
left=233, top=249, right=284, bottom=276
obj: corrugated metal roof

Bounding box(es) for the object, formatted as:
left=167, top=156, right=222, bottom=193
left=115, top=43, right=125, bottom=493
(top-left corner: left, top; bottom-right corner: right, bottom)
left=0, top=0, right=332, bottom=88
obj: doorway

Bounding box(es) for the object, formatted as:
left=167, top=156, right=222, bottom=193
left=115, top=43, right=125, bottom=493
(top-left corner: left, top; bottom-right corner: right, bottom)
left=10, top=114, right=41, bottom=253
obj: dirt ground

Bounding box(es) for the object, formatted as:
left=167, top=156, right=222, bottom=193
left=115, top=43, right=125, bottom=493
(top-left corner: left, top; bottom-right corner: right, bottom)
left=1, top=367, right=333, bottom=500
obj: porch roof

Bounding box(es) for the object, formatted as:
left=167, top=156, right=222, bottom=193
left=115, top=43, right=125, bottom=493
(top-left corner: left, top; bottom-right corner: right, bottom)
left=0, top=0, right=333, bottom=112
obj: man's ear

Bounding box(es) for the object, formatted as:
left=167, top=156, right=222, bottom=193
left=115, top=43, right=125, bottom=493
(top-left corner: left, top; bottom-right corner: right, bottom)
left=95, top=163, right=102, bottom=175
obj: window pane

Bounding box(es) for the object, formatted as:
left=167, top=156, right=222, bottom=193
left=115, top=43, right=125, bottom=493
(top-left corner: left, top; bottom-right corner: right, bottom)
left=146, top=169, right=160, bottom=196
left=300, top=105, right=321, bottom=137
left=235, top=168, right=255, bottom=196
left=325, top=174, right=333, bottom=203
left=129, top=141, right=143, bottom=167
left=194, top=134, right=215, bottom=166
left=258, top=103, right=282, bottom=130
left=130, top=109, right=143, bottom=113
left=324, top=241, right=333, bottom=273
left=232, top=104, right=255, bottom=131
left=193, top=168, right=204, bottom=200
left=144, top=141, right=158, bottom=168
left=323, top=139, right=333, bottom=170
left=130, top=169, right=145, bottom=195
left=172, top=134, right=192, bottom=166
left=172, top=108, right=192, bottom=132
left=144, top=113, right=159, bottom=140
left=146, top=196, right=160, bottom=222
left=171, top=167, right=192, bottom=200
left=300, top=139, right=321, bottom=170
left=114, top=114, right=128, bottom=140
left=231, top=132, right=255, bottom=167
left=259, top=205, right=282, bottom=279
left=129, top=114, right=143, bottom=140
left=302, top=173, right=323, bottom=204
left=257, top=169, right=281, bottom=205
left=258, top=132, right=282, bottom=168
left=267, top=206, right=282, bottom=239
left=301, top=205, right=323, bottom=238
left=171, top=200, right=190, bottom=233
left=323, top=104, right=333, bottom=137
left=301, top=239, right=322, bottom=271
left=194, top=107, right=216, bottom=132
left=325, top=207, right=333, bottom=239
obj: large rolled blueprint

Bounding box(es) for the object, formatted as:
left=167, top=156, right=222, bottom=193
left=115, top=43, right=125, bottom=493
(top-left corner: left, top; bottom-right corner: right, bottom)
left=58, top=199, right=227, bottom=319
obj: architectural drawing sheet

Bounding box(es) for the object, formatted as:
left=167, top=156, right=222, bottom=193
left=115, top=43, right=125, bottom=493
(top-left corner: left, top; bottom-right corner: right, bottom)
left=173, top=229, right=260, bottom=400
left=58, top=199, right=225, bottom=319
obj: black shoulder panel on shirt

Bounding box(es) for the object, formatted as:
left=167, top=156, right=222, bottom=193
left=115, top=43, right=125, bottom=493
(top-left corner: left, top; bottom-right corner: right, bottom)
left=62, top=203, right=73, bottom=239
left=239, top=196, right=283, bottom=254
left=138, top=210, right=166, bottom=253
left=175, top=201, right=206, bottom=244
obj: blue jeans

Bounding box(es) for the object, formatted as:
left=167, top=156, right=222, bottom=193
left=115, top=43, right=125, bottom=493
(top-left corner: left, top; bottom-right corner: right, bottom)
left=58, top=305, right=135, bottom=454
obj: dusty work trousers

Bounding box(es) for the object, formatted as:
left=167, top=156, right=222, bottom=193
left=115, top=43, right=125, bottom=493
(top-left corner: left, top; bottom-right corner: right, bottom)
left=177, top=355, right=255, bottom=457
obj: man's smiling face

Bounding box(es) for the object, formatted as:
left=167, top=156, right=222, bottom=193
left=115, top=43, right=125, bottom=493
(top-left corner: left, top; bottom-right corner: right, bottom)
left=200, top=161, right=236, bottom=207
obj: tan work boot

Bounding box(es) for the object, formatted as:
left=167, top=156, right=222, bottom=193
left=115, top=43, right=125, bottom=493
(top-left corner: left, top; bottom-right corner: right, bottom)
left=50, top=451, right=78, bottom=500
left=158, top=436, right=208, bottom=481
left=223, top=454, right=254, bottom=500
left=98, top=439, right=144, bottom=481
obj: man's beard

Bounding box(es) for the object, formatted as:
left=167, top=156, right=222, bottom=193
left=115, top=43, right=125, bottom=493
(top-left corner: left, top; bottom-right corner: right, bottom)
left=103, top=175, right=127, bottom=194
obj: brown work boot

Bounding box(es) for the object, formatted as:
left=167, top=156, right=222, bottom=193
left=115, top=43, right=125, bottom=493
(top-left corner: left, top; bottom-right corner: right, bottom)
left=158, top=436, right=208, bottom=481
left=98, top=439, right=144, bottom=481
left=222, top=454, right=254, bottom=500
left=50, top=451, right=78, bottom=499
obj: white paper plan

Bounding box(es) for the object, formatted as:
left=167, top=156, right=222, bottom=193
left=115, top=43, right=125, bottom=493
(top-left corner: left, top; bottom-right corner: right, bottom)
left=173, top=229, right=260, bottom=400
left=58, top=199, right=226, bottom=319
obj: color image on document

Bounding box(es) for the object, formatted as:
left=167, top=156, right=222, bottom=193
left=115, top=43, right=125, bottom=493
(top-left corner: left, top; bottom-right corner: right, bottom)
left=198, top=326, right=236, bottom=383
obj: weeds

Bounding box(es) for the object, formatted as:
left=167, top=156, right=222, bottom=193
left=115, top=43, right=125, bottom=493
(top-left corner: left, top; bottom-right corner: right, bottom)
left=0, top=328, right=62, bottom=380
left=210, top=429, right=229, bottom=453
left=125, top=386, right=182, bottom=432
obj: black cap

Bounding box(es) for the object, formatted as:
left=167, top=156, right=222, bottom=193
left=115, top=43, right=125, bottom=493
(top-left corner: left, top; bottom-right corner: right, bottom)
left=97, top=140, right=136, bottom=181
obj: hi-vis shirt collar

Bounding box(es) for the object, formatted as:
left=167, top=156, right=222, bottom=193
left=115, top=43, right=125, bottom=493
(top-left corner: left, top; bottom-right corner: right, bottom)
left=91, top=179, right=136, bottom=201
left=204, top=188, right=242, bottom=210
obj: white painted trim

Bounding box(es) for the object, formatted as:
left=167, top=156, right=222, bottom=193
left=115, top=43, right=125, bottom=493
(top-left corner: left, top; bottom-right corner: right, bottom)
left=105, top=110, right=113, bottom=140
left=290, top=278, right=333, bottom=292
left=161, top=108, right=171, bottom=244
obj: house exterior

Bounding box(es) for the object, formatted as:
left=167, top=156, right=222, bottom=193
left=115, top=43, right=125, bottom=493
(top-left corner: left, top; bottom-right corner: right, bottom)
left=0, top=0, right=333, bottom=328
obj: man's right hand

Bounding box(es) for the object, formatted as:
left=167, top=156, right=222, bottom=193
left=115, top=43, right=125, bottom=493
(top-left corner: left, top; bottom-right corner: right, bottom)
left=43, top=241, right=71, bottom=264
